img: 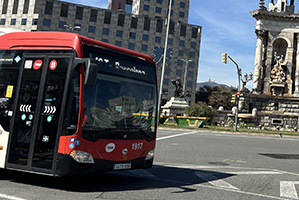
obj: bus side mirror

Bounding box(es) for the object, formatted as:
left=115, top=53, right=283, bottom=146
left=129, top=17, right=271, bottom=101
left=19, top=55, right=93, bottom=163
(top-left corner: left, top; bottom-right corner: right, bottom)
left=74, top=58, right=98, bottom=86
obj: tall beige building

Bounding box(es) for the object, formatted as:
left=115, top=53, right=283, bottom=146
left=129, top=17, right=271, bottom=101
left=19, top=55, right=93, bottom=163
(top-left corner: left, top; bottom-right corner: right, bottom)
left=0, top=0, right=201, bottom=105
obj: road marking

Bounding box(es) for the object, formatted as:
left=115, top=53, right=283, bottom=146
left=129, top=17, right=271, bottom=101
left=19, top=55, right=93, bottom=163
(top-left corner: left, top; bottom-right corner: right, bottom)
left=0, top=194, right=27, bottom=200
left=280, top=181, right=299, bottom=199
left=157, top=131, right=198, bottom=141
left=195, top=172, right=239, bottom=190
left=230, top=171, right=284, bottom=175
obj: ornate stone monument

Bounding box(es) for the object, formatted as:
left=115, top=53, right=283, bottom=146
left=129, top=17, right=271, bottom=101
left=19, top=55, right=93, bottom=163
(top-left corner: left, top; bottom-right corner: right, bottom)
left=237, top=0, right=299, bottom=130
left=214, top=0, right=299, bottom=130
left=161, top=79, right=189, bottom=116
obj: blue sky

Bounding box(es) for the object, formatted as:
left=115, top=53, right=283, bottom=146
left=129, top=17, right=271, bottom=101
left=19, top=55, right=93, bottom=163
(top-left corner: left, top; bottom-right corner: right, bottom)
left=64, top=0, right=298, bottom=88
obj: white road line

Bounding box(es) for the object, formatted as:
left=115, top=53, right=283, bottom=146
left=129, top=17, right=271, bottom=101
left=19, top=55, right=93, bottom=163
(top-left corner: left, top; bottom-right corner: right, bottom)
left=157, top=131, right=198, bottom=141
left=0, top=194, right=27, bottom=200
left=280, top=181, right=299, bottom=199
left=229, top=171, right=284, bottom=175
left=195, top=172, right=240, bottom=190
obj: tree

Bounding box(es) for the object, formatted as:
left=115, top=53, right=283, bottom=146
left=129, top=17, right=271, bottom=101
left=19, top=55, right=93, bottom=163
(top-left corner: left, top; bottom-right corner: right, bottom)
left=185, top=101, right=216, bottom=118
left=208, top=86, right=236, bottom=110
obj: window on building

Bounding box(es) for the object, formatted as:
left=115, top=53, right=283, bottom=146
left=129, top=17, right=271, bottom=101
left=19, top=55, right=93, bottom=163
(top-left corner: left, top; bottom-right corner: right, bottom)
left=168, top=38, right=173, bottom=45
left=179, top=11, right=185, bottom=18
left=129, top=32, right=136, bottom=39
left=116, top=30, right=123, bottom=37
left=178, top=50, right=184, bottom=56
left=156, top=18, right=163, bottom=33
left=187, top=81, right=193, bottom=87
left=10, top=19, right=16, bottom=25
left=90, top=9, right=98, bottom=22
left=115, top=41, right=122, bottom=47
left=180, top=2, right=185, bottom=8
left=189, top=61, right=195, bottom=68
left=118, top=3, right=122, bottom=9
left=60, top=3, right=68, bottom=17
left=192, top=27, right=198, bottom=39
left=12, top=0, right=19, bottom=14
left=190, top=51, right=196, bottom=58
left=156, top=7, right=162, bottom=13
left=102, top=39, right=108, bottom=43
left=141, top=44, right=148, bottom=51
left=163, top=78, right=169, bottom=85
left=32, top=19, right=38, bottom=25
left=143, top=5, right=150, bottom=11
left=157, top=0, right=162, bottom=3
left=88, top=26, right=96, bottom=33
left=23, top=0, right=29, bottom=14
left=118, top=14, right=125, bottom=26
left=165, top=68, right=170, bottom=75
left=43, top=18, right=51, bottom=26
left=102, top=28, right=110, bottom=35
left=179, top=40, right=185, bottom=47
left=180, top=24, right=186, bottom=37
left=176, top=70, right=182, bottom=76
left=155, top=36, right=161, bottom=43
left=128, top=43, right=135, bottom=50
left=169, top=20, right=175, bottom=35
left=177, top=60, right=183, bottom=66
left=142, top=34, right=149, bottom=41
left=2, top=0, right=8, bottom=14
left=188, top=71, right=194, bottom=78
left=0, top=19, right=5, bottom=25
left=131, top=17, right=138, bottom=28
left=21, top=18, right=27, bottom=25
left=144, top=17, right=150, bottom=31
left=104, top=11, right=111, bottom=24
left=58, top=21, right=66, bottom=28
left=191, top=42, right=196, bottom=48
left=45, top=1, right=53, bottom=15
left=75, top=6, right=83, bottom=20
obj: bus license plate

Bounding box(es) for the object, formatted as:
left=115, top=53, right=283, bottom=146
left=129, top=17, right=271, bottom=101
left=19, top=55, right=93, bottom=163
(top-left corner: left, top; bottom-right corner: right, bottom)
left=113, top=163, right=132, bottom=170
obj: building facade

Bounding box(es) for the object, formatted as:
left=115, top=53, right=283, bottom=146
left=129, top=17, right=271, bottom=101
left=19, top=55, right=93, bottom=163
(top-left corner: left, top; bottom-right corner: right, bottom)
left=0, top=0, right=201, bottom=104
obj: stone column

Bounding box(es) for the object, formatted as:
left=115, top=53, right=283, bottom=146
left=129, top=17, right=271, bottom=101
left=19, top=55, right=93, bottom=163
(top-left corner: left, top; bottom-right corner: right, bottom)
left=294, top=35, right=299, bottom=97
left=253, top=29, right=266, bottom=94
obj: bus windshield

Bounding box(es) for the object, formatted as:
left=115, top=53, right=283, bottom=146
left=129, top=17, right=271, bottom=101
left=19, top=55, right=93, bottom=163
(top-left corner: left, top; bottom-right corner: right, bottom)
left=83, top=45, right=157, bottom=141
left=0, top=50, right=20, bottom=132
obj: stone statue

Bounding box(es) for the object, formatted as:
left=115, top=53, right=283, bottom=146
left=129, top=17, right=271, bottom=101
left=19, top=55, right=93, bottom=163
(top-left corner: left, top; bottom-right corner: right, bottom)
left=270, top=52, right=287, bottom=96
left=171, top=79, right=183, bottom=98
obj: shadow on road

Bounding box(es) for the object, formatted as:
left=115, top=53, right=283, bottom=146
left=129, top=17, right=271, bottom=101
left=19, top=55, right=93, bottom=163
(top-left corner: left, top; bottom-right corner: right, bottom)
left=0, top=165, right=236, bottom=193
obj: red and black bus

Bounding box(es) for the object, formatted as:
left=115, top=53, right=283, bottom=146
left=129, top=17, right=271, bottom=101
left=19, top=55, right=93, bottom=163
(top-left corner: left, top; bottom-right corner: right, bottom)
left=0, top=31, right=158, bottom=176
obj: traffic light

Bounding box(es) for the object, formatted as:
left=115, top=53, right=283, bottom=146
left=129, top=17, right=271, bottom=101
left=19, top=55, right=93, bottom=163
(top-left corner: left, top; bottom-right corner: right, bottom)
left=222, top=53, right=227, bottom=64
left=231, top=94, right=236, bottom=103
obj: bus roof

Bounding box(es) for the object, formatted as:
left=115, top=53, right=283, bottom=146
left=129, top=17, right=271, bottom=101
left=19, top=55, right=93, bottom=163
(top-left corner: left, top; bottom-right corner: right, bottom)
left=0, top=31, right=155, bottom=63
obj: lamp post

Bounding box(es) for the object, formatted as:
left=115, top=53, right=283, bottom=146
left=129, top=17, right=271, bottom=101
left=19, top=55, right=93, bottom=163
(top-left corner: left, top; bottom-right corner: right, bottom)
left=241, top=72, right=253, bottom=90
left=64, top=24, right=81, bottom=32
left=157, top=0, right=173, bottom=123
left=182, top=59, right=192, bottom=97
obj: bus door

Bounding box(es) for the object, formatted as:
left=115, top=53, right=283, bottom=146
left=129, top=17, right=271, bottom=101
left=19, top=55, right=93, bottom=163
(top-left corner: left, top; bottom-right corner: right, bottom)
left=6, top=53, right=73, bottom=174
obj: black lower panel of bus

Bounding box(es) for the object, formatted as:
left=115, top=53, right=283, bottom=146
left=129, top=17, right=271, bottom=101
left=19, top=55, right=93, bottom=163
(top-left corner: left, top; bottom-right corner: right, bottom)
left=56, top=154, right=154, bottom=176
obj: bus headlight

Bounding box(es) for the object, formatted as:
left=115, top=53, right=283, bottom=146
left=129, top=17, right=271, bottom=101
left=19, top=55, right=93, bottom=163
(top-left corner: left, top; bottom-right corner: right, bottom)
left=70, top=150, right=95, bottom=164
left=145, top=149, right=155, bottom=160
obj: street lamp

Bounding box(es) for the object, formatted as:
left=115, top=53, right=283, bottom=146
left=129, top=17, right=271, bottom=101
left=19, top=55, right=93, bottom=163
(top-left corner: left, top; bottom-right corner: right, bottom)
left=157, top=0, right=173, bottom=122
left=241, top=72, right=253, bottom=90
left=181, top=59, right=192, bottom=97
left=64, top=24, right=81, bottom=32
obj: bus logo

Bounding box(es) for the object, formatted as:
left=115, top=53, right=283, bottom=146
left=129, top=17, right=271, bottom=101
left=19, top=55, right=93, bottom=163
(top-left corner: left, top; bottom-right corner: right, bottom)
left=33, top=60, right=43, bottom=70
left=49, top=60, right=57, bottom=70
left=105, top=143, right=115, bottom=153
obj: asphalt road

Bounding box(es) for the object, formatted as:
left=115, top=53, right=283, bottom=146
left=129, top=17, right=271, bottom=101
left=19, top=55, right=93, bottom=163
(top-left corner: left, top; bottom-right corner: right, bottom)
left=1, top=128, right=299, bottom=200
